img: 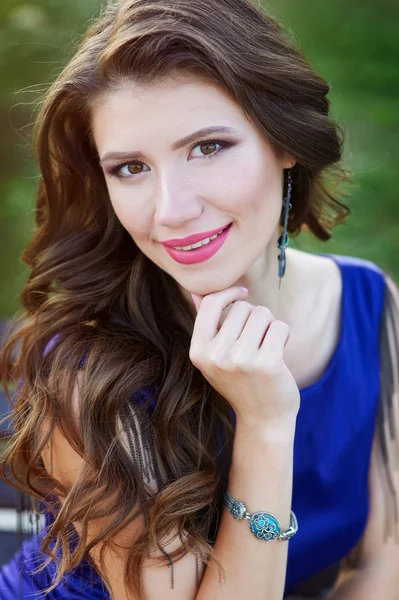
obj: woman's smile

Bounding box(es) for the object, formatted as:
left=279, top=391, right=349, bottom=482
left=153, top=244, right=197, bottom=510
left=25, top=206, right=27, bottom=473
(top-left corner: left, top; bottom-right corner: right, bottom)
left=161, top=222, right=233, bottom=265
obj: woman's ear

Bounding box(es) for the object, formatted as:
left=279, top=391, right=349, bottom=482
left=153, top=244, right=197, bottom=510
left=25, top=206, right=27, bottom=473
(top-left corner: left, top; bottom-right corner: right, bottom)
left=283, top=156, right=297, bottom=170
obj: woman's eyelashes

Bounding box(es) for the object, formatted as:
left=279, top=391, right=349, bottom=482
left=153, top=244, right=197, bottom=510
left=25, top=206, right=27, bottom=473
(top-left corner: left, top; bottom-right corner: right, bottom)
left=106, top=139, right=235, bottom=181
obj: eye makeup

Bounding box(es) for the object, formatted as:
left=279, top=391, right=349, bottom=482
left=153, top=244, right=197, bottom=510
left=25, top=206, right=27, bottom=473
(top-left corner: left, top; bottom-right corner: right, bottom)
left=104, top=138, right=236, bottom=181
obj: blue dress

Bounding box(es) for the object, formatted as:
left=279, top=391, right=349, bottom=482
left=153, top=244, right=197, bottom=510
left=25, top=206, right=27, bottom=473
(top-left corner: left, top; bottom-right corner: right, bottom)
left=0, top=253, right=387, bottom=599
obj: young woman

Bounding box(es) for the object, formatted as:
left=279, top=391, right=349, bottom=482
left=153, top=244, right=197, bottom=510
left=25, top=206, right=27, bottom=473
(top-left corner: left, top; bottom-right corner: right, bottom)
left=1, top=0, right=399, bottom=599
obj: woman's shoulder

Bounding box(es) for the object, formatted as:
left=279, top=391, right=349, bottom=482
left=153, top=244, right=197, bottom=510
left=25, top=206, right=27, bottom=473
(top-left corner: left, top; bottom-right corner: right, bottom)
left=305, top=249, right=385, bottom=276
left=309, top=250, right=389, bottom=306
left=326, top=252, right=387, bottom=278
left=288, top=248, right=386, bottom=292
left=330, top=252, right=397, bottom=312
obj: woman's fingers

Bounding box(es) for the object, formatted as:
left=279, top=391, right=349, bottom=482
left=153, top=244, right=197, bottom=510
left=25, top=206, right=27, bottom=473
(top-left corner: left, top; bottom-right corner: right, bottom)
left=190, top=292, right=201, bottom=312
left=189, top=284, right=300, bottom=425
left=190, top=286, right=249, bottom=348
left=258, top=319, right=291, bottom=361
left=212, top=301, right=254, bottom=348
left=233, top=305, right=274, bottom=350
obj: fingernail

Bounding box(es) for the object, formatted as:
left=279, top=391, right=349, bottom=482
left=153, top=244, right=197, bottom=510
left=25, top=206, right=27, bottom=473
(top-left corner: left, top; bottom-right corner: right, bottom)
left=240, top=287, right=248, bottom=292
left=190, top=292, right=198, bottom=313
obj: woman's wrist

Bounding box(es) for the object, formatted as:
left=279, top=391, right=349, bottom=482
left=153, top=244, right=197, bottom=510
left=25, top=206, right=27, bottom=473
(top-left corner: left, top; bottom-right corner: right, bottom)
left=234, top=414, right=297, bottom=443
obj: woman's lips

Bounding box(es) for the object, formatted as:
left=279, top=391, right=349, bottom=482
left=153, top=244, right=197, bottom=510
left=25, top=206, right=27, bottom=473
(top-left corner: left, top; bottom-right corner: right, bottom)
left=162, top=223, right=233, bottom=265
left=160, top=223, right=231, bottom=248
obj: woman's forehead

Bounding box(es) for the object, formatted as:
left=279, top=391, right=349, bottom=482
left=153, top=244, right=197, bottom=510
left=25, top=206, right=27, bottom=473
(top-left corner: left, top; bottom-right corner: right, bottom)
left=92, top=76, right=240, bottom=120
left=91, top=78, right=248, bottom=152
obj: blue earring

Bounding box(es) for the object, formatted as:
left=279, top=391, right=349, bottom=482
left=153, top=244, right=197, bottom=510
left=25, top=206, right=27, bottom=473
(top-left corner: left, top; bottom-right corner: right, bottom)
left=276, top=169, right=293, bottom=289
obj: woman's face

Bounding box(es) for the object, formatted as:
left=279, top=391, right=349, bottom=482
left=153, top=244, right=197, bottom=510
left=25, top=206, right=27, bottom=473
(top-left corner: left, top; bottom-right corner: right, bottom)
left=92, top=74, right=295, bottom=295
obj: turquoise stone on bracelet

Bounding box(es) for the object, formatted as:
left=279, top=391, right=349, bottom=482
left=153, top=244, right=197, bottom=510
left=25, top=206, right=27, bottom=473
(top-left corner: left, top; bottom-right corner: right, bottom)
left=249, top=512, right=281, bottom=540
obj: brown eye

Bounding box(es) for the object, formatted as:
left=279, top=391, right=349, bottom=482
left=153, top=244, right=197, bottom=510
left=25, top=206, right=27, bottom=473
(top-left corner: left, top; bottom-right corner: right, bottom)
left=109, top=139, right=230, bottom=180
left=200, top=141, right=218, bottom=155
left=127, top=163, right=142, bottom=175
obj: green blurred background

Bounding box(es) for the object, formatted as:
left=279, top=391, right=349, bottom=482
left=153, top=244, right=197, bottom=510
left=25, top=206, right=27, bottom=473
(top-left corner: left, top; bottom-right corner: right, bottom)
left=0, top=0, right=398, bottom=318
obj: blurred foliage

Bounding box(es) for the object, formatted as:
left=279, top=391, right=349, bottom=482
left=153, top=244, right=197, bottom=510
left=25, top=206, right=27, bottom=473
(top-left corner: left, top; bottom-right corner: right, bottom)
left=266, top=0, right=399, bottom=274
left=0, top=0, right=398, bottom=318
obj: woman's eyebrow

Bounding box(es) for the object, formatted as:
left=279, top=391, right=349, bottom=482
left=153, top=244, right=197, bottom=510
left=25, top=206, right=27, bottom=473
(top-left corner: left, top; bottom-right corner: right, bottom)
left=99, top=125, right=239, bottom=164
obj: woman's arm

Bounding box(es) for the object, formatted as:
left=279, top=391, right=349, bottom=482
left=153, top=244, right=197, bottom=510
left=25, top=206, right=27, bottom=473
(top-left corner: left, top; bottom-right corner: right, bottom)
left=197, top=417, right=296, bottom=600
left=188, top=285, right=299, bottom=600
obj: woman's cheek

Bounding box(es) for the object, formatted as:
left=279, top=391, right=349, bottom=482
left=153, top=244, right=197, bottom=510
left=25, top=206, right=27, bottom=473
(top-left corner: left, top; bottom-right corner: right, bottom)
left=120, top=213, right=150, bottom=238
left=109, top=193, right=151, bottom=236
left=217, top=161, right=266, bottom=213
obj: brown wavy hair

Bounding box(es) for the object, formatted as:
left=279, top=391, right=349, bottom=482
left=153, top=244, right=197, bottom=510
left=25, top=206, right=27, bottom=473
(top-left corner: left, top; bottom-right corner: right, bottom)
left=0, top=0, right=352, bottom=597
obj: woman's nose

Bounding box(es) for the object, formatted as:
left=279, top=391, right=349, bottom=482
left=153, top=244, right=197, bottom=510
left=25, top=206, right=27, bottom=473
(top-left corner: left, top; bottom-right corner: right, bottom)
left=153, top=176, right=203, bottom=228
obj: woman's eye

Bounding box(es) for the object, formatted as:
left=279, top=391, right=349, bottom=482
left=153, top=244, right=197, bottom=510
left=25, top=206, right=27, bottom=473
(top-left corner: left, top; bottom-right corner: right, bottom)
left=109, top=139, right=229, bottom=180
left=119, top=163, right=144, bottom=177
left=191, top=140, right=222, bottom=158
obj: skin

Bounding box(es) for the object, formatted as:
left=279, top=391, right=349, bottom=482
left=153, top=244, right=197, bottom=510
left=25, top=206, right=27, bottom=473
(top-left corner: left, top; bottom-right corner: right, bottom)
left=91, top=73, right=338, bottom=391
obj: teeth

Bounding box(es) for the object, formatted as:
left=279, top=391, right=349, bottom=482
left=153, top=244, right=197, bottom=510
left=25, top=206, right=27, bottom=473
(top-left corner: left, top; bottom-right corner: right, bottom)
left=173, top=229, right=225, bottom=251
left=190, top=238, right=210, bottom=250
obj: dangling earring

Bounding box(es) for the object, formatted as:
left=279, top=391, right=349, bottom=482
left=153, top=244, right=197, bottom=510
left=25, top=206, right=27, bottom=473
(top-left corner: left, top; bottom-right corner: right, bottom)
left=276, top=168, right=293, bottom=290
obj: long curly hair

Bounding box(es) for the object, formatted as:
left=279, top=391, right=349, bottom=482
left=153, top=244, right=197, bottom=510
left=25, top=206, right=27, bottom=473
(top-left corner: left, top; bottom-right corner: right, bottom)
left=0, top=0, right=352, bottom=598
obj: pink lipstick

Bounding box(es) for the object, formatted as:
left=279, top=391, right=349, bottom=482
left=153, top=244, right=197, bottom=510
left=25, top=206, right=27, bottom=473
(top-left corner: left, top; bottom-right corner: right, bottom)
left=161, top=223, right=232, bottom=265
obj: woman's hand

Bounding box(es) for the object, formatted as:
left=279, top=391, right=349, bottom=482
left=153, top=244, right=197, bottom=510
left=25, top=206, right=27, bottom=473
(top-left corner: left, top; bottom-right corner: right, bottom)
left=189, top=286, right=300, bottom=428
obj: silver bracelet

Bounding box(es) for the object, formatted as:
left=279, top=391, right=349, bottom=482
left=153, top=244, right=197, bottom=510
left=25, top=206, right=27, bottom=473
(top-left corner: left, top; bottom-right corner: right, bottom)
left=223, top=491, right=298, bottom=541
